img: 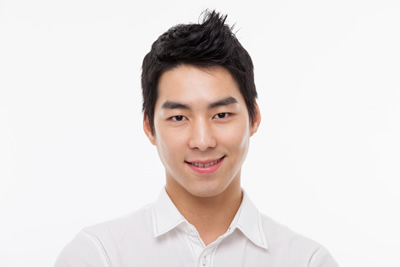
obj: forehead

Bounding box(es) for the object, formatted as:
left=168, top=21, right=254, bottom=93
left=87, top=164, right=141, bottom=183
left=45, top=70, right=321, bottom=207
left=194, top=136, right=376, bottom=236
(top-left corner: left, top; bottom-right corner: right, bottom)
left=156, top=65, right=243, bottom=106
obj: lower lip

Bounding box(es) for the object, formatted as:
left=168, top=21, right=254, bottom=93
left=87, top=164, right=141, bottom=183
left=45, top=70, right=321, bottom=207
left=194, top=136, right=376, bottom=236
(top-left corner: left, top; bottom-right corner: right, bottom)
left=187, top=157, right=225, bottom=175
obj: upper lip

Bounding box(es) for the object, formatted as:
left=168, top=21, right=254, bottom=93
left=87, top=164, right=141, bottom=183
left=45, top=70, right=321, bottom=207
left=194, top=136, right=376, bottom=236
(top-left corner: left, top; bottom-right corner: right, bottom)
left=185, top=156, right=225, bottom=164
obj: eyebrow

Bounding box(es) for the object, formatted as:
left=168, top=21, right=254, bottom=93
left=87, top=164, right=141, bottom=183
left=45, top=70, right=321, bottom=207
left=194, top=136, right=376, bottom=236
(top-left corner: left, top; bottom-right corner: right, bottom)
left=208, top=96, right=238, bottom=109
left=161, top=101, right=190, bottom=110
left=161, top=96, right=238, bottom=110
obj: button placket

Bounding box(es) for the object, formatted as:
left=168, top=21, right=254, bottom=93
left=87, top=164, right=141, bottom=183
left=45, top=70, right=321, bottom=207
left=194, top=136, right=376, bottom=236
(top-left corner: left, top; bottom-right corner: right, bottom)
left=201, top=255, right=208, bottom=266
left=199, top=248, right=212, bottom=267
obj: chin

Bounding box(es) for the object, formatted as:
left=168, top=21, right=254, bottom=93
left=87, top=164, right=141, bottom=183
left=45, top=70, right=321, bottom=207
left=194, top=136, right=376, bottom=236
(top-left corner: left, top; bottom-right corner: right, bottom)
left=185, top=183, right=227, bottom=198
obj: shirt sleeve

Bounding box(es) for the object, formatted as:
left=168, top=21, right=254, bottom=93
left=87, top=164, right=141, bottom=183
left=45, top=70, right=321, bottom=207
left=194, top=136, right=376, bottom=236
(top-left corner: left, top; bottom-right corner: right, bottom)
left=54, top=230, right=110, bottom=267
left=308, top=246, right=339, bottom=267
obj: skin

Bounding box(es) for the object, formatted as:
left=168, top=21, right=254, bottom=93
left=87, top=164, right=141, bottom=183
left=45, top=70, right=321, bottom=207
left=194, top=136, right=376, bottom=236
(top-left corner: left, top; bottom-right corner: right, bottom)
left=143, top=64, right=261, bottom=245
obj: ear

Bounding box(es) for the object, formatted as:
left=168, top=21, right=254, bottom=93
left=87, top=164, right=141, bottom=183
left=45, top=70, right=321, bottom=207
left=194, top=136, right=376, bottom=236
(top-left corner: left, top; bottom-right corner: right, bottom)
left=143, top=114, right=156, bottom=146
left=250, top=101, right=261, bottom=137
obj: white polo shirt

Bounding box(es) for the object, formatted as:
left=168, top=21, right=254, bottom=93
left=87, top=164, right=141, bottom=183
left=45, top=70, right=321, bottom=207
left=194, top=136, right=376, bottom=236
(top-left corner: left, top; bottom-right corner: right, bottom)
left=55, top=189, right=339, bottom=267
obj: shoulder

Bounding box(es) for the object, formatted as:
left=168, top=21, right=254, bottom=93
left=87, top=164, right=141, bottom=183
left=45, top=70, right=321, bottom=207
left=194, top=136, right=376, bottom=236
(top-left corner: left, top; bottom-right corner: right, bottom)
left=259, top=213, right=339, bottom=267
left=260, top=213, right=320, bottom=250
left=83, top=203, right=153, bottom=243
left=55, top=204, right=154, bottom=267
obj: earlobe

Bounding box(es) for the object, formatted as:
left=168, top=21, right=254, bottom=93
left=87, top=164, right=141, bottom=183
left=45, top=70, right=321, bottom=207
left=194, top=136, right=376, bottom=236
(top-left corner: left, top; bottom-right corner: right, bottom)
left=143, top=115, right=156, bottom=146
left=250, top=101, right=261, bottom=136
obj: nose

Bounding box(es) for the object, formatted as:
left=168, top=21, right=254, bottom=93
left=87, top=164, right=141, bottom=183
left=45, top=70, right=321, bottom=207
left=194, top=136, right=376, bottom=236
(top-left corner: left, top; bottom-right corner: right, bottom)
left=188, top=118, right=217, bottom=151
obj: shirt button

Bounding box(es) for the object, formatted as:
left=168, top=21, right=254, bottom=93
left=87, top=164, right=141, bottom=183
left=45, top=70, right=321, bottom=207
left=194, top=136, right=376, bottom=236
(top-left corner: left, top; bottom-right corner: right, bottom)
left=202, top=256, right=208, bottom=266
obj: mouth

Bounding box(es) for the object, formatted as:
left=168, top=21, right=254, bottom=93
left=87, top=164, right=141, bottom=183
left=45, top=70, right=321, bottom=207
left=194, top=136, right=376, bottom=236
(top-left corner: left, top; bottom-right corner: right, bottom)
left=185, top=156, right=225, bottom=174
left=186, top=156, right=225, bottom=167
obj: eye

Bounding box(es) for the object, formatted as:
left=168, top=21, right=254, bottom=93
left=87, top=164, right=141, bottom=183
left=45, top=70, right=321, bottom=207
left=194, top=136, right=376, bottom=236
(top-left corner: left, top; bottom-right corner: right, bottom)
left=171, top=115, right=187, bottom=122
left=213, top=113, right=230, bottom=119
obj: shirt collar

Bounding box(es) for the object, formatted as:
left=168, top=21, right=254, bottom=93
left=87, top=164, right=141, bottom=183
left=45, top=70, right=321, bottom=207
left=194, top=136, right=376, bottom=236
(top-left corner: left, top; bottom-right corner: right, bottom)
left=152, top=188, right=186, bottom=237
left=232, top=191, right=268, bottom=250
left=152, top=188, right=268, bottom=250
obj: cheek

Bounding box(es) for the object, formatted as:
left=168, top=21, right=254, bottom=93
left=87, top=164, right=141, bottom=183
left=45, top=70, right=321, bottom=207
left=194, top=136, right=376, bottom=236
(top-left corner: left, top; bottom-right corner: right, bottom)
left=220, top=122, right=250, bottom=151
left=156, top=128, right=185, bottom=159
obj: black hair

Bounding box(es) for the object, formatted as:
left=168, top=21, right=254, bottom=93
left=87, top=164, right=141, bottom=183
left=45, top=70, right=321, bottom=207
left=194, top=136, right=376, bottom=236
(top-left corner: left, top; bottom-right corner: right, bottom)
left=141, top=10, right=257, bottom=133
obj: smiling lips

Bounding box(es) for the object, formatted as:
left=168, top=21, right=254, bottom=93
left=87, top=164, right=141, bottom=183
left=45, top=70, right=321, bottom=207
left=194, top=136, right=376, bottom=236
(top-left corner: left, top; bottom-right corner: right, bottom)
left=186, top=156, right=225, bottom=174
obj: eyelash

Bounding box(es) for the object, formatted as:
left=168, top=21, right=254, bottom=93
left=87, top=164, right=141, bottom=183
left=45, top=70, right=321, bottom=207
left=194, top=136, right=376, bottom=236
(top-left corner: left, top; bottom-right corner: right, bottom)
left=169, top=113, right=231, bottom=122
left=170, top=115, right=187, bottom=122
left=213, top=113, right=230, bottom=119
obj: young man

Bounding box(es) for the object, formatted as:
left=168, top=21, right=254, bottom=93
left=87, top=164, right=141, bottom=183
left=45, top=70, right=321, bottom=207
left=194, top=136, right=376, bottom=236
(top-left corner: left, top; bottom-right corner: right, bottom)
left=55, top=11, right=339, bottom=267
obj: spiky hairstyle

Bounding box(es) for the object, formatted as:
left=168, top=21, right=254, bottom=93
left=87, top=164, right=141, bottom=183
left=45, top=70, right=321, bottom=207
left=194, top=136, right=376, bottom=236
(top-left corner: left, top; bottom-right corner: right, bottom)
left=141, top=10, right=257, bottom=133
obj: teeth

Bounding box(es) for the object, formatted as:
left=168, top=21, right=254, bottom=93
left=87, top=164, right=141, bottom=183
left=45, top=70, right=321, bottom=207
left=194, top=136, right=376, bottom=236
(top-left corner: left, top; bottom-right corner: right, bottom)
left=191, top=158, right=222, bottom=167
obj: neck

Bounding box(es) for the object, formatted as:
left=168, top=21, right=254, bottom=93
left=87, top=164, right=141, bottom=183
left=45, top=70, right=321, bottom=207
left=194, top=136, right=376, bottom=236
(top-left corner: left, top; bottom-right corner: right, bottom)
left=165, top=179, right=242, bottom=246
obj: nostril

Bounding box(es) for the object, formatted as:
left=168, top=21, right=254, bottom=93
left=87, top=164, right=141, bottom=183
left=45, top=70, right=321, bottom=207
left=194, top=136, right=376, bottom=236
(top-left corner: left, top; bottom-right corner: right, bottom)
left=188, top=125, right=217, bottom=151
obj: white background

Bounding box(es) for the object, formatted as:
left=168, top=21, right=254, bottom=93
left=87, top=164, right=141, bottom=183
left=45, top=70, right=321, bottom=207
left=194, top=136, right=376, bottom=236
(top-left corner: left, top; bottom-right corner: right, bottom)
left=1, top=0, right=399, bottom=266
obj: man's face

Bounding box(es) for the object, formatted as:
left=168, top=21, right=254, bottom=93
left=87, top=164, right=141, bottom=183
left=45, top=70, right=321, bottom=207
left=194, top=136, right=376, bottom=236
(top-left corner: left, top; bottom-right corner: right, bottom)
left=144, top=64, right=260, bottom=199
